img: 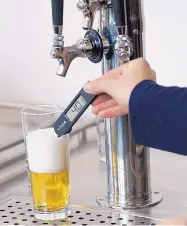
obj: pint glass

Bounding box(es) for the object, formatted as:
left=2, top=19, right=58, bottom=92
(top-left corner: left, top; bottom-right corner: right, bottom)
left=21, top=105, right=70, bottom=221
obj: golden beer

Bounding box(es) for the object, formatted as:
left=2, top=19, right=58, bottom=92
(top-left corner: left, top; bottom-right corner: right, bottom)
left=26, top=127, right=70, bottom=218
left=30, top=169, right=70, bottom=212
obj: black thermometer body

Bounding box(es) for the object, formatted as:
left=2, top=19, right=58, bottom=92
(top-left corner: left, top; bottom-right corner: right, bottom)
left=54, top=88, right=97, bottom=137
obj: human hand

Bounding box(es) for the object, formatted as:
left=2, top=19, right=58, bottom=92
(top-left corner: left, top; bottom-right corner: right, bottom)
left=83, top=58, right=156, bottom=118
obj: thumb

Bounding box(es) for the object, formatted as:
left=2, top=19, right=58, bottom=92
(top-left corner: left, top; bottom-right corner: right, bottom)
left=83, top=76, right=117, bottom=95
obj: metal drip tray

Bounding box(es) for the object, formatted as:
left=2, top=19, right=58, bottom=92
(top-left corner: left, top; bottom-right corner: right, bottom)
left=2, top=105, right=187, bottom=224
left=0, top=195, right=163, bottom=225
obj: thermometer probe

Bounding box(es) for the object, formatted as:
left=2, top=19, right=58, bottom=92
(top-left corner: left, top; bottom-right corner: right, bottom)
left=54, top=88, right=97, bottom=137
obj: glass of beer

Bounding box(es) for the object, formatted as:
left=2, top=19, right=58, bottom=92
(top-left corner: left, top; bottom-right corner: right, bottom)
left=21, top=105, right=70, bottom=221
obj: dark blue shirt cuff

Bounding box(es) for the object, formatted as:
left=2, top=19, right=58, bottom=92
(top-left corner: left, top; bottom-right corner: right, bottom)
left=129, top=80, right=187, bottom=155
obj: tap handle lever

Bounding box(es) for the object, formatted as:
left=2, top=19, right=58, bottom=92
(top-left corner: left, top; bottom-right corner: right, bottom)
left=111, top=0, right=143, bottom=36
left=111, top=0, right=126, bottom=28
left=77, top=0, right=106, bottom=30
left=51, top=0, right=64, bottom=34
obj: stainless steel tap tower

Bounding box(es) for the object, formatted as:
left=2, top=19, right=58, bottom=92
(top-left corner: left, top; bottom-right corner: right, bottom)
left=50, top=0, right=162, bottom=209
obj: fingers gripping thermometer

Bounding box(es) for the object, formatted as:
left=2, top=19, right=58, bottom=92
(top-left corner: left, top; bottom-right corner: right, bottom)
left=54, top=88, right=97, bottom=137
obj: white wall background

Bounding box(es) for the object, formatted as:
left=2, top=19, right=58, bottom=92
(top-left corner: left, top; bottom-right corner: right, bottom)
left=0, top=0, right=187, bottom=108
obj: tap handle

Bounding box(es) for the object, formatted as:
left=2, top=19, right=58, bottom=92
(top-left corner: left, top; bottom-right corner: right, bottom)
left=128, top=0, right=143, bottom=33
left=51, top=0, right=64, bottom=28
left=111, top=0, right=126, bottom=28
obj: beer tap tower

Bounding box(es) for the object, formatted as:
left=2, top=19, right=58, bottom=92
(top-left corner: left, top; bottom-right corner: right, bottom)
left=50, top=0, right=162, bottom=209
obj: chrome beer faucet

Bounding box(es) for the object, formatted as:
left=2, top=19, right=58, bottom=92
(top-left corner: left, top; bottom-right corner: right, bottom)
left=50, top=0, right=109, bottom=77
left=50, top=0, right=162, bottom=209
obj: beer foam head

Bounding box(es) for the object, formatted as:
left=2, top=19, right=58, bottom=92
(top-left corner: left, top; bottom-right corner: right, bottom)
left=26, top=127, right=69, bottom=174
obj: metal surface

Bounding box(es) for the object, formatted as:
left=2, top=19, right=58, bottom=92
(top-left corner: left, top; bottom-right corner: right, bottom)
left=97, top=4, right=160, bottom=209
left=97, top=193, right=163, bottom=210
left=77, top=0, right=104, bottom=29
left=0, top=106, right=23, bottom=151
left=52, top=38, right=93, bottom=77
left=1, top=110, right=187, bottom=224
left=51, top=32, right=109, bottom=77
left=0, top=195, right=163, bottom=225
left=0, top=107, right=164, bottom=225
left=114, top=35, right=133, bottom=63
left=1, top=128, right=187, bottom=224
left=51, top=0, right=109, bottom=77
left=49, top=0, right=159, bottom=210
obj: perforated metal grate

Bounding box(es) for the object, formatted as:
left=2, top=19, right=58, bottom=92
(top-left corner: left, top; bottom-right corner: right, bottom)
left=0, top=197, right=163, bottom=225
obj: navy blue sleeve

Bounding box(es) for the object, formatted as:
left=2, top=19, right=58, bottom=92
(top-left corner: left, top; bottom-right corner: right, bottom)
left=129, top=80, right=187, bottom=155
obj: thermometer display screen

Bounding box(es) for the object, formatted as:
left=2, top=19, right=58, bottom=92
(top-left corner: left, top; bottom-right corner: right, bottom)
left=66, top=95, right=87, bottom=121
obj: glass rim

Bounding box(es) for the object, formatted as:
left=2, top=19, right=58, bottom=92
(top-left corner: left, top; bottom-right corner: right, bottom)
left=21, top=104, right=63, bottom=116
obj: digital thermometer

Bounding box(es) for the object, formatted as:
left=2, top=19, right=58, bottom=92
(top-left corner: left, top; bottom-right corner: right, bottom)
left=54, top=88, right=97, bottom=137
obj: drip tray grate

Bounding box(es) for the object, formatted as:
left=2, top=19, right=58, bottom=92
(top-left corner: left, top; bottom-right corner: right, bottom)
left=0, top=196, right=163, bottom=225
